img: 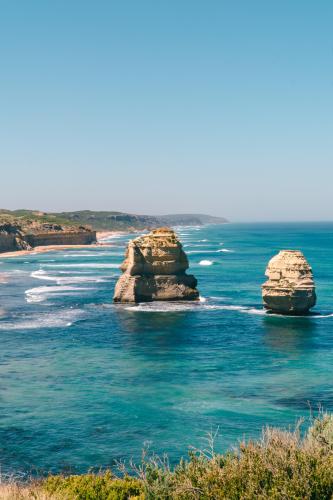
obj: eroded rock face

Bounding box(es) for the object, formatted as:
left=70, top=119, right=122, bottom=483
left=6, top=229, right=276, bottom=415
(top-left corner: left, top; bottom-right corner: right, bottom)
left=113, top=228, right=199, bottom=302
left=262, top=250, right=316, bottom=315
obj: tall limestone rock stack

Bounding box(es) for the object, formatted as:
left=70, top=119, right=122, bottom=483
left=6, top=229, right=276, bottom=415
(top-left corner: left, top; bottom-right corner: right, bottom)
left=262, top=250, right=316, bottom=315
left=113, top=228, right=199, bottom=302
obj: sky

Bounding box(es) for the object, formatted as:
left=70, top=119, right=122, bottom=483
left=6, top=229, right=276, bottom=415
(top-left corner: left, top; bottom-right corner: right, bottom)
left=0, top=1, right=332, bottom=221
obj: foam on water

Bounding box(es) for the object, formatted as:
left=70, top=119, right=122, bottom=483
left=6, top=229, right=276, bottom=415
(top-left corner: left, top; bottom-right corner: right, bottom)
left=199, top=260, right=214, bottom=266
left=43, top=263, right=121, bottom=268
left=25, top=285, right=94, bottom=303
left=0, top=308, right=85, bottom=330
left=30, top=269, right=108, bottom=285
left=123, top=301, right=251, bottom=313
left=187, top=250, right=216, bottom=254
left=217, top=249, right=234, bottom=253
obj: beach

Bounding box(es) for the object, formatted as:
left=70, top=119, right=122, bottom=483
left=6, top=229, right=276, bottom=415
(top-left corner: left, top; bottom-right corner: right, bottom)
left=0, top=231, right=128, bottom=258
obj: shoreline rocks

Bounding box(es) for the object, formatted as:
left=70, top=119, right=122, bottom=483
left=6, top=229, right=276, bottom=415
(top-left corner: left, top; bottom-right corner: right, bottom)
left=262, top=250, right=316, bottom=315
left=113, top=228, right=199, bottom=302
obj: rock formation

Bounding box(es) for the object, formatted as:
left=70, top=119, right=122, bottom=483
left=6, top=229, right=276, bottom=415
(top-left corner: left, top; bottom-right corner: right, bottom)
left=262, top=250, right=316, bottom=315
left=0, top=217, right=96, bottom=254
left=113, top=228, right=199, bottom=302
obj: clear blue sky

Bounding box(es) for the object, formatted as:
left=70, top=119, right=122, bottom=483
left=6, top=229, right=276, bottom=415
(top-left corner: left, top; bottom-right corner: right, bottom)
left=1, top=1, right=332, bottom=221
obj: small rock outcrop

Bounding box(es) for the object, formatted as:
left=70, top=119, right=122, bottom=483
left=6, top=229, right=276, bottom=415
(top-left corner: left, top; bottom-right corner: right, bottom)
left=262, top=250, right=316, bottom=315
left=113, top=228, right=199, bottom=302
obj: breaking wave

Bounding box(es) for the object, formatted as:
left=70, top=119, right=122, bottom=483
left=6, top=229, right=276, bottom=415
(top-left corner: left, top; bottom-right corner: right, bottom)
left=42, top=263, right=120, bottom=269
left=25, top=285, right=94, bottom=303
left=30, top=269, right=108, bottom=285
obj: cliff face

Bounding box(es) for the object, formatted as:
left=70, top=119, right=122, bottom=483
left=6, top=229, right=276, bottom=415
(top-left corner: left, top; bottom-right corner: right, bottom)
left=114, top=228, right=199, bottom=302
left=24, top=231, right=96, bottom=247
left=0, top=218, right=96, bottom=253
left=262, top=250, right=316, bottom=315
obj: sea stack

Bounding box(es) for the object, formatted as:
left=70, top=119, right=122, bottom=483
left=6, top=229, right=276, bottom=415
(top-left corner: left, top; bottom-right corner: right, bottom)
left=113, top=227, right=199, bottom=302
left=262, top=250, right=316, bottom=315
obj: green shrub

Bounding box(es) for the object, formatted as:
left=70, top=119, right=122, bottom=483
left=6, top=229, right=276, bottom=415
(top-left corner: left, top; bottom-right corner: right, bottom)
left=137, top=413, right=333, bottom=499
left=6, top=412, right=333, bottom=499
left=43, top=471, right=144, bottom=500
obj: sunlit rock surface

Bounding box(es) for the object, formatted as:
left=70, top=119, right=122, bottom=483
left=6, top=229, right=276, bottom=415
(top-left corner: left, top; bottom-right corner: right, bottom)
left=262, top=250, right=316, bottom=315
left=114, top=228, right=199, bottom=302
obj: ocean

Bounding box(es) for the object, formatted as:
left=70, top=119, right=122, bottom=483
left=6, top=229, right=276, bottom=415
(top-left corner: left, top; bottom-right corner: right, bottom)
left=0, top=222, right=333, bottom=476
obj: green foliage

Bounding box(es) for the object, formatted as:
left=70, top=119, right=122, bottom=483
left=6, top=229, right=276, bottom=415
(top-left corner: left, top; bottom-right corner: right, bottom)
left=135, top=413, right=333, bottom=499
left=6, top=413, right=333, bottom=499
left=43, top=472, right=144, bottom=500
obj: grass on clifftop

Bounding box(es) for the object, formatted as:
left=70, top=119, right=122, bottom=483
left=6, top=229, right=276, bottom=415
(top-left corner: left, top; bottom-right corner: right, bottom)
left=2, top=412, right=333, bottom=499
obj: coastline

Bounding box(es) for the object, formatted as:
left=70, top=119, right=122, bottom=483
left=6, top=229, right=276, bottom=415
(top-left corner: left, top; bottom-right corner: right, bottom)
left=0, top=231, right=127, bottom=258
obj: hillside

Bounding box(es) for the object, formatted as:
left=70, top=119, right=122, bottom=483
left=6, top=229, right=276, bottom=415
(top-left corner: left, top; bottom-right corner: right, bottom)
left=1, top=209, right=227, bottom=231
left=50, top=210, right=228, bottom=230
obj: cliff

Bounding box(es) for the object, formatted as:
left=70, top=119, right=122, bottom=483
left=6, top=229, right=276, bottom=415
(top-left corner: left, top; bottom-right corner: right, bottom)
left=114, top=227, right=199, bottom=302
left=0, top=215, right=96, bottom=253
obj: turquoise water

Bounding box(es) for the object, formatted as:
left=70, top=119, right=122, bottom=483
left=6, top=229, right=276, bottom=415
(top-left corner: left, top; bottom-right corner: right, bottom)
left=0, top=223, right=333, bottom=475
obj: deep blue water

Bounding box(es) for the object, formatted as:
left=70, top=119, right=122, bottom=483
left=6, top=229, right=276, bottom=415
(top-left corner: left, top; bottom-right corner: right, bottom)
left=0, top=222, right=333, bottom=475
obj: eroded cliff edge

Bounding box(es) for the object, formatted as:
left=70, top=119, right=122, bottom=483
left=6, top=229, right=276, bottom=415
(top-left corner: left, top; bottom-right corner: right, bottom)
left=0, top=215, right=96, bottom=253
left=114, top=227, right=199, bottom=302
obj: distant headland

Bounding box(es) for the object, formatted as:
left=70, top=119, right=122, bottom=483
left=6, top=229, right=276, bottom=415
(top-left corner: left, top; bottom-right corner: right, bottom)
left=0, top=209, right=227, bottom=255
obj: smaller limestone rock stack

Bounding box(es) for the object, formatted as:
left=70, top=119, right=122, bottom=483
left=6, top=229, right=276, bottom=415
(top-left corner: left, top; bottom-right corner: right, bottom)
left=262, top=250, right=316, bottom=315
left=113, top=228, right=199, bottom=302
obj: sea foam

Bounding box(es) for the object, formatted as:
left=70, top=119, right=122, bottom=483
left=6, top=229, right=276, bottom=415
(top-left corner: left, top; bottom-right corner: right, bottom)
left=25, top=285, right=94, bottom=303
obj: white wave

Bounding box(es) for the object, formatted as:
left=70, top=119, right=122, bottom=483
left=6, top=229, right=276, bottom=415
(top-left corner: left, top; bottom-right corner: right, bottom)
left=216, top=249, right=234, bottom=253
left=187, top=250, right=216, bottom=254
left=0, top=308, right=84, bottom=330
left=25, top=285, right=94, bottom=303
left=43, top=263, right=120, bottom=269
left=243, top=307, right=267, bottom=315
left=62, top=251, right=124, bottom=257
left=123, top=302, right=202, bottom=312
left=122, top=301, right=249, bottom=313
left=30, top=269, right=108, bottom=285
left=199, top=260, right=214, bottom=266
left=199, top=239, right=208, bottom=242
left=205, top=304, right=248, bottom=311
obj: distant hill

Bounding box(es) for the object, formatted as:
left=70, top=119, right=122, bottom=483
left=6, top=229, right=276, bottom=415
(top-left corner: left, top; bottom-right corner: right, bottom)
left=0, top=209, right=228, bottom=232
left=52, top=211, right=228, bottom=230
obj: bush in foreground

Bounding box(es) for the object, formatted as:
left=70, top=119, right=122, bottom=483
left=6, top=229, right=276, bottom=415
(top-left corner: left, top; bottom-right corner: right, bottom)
left=2, top=412, right=333, bottom=499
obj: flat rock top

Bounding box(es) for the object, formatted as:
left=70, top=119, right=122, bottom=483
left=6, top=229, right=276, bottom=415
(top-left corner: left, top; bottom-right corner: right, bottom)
left=133, top=228, right=180, bottom=248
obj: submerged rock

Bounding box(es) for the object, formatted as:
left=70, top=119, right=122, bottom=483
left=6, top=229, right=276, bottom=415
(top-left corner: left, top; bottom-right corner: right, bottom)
left=113, top=228, right=199, bottom=302
left=262, top=250, right=316, bottom=315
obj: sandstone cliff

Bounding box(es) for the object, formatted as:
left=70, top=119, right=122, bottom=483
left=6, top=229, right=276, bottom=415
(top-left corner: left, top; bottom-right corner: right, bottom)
left=262, top=250, right=316, bottom=315
left=114, top=228, right=199, bottom=302
left=0, top=216, right=96, bottom=253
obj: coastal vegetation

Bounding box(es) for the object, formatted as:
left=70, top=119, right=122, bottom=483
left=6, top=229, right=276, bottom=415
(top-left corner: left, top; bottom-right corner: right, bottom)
left=2, top=412, right=333, bottom=499
left=0, top=209, right=227, bottom=232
